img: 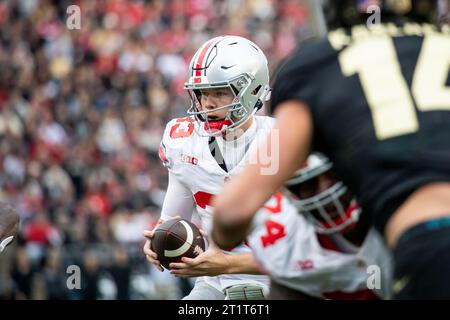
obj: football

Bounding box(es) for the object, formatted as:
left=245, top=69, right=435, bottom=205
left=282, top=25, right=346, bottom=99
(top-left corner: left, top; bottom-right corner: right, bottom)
left=151, top=218, right=206, bottom=269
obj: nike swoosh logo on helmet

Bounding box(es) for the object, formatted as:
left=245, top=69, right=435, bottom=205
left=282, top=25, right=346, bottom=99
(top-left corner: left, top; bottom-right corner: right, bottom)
left=221, top=65, right=236, bottom=70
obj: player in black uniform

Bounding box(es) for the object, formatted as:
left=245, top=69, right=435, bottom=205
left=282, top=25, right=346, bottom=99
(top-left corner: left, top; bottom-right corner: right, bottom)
left=212, top=0, right=450, bottom=299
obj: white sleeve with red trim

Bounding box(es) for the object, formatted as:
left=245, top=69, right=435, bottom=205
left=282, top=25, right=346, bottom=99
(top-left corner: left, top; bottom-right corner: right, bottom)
left=158, top=118, right=196, bottom=221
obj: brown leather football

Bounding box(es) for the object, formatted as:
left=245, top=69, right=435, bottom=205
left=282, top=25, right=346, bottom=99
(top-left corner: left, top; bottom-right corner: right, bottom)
left=151, top=218, right=206, bottom=269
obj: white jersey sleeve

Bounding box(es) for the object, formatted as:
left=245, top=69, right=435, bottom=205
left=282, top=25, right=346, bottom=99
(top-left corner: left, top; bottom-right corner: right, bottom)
left=158, top=118, right=197, bottom=221
left=159, top=171, right=195, bottom=221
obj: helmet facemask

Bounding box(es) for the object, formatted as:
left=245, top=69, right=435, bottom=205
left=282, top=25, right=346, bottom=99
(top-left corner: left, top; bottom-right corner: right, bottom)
left=186, top=73, right=263, bottom=137
left=283, top=153, right=360, bottom=234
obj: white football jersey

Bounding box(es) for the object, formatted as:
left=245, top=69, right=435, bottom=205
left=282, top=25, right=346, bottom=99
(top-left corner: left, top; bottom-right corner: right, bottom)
left=248, top=192, right=393, bottom=299
left=159, top=115, right=275, bottom=292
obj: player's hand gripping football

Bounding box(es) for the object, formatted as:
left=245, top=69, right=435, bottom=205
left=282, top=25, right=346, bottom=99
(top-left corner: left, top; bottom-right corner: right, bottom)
left=143, top=218, right=166, bottom=272
left=168, top=230, right=230, bottom=278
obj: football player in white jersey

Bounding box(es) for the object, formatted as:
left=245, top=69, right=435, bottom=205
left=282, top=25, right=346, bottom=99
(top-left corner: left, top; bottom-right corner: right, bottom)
left=247, top=153, right=392, bottom=300
left=143, top=35, right=274, bottom=300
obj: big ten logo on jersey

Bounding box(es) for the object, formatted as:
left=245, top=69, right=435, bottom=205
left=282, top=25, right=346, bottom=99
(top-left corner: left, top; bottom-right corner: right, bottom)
left=170, top=117, right=194, bottom=139
left=181, top=154, right=198, bottom=165
left=294, top=259, right=314, bottom=271
left=260, top=192, right=287, bottom=248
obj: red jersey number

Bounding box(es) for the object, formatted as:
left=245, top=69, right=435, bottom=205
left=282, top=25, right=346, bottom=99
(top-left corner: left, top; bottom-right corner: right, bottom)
left=261, top=193, right=286, bottom=247
left=261, top=220, right=286, bottom=248
left=169, top=117, right=194, bottom=139
left=263, top=192, right=283, bottom=214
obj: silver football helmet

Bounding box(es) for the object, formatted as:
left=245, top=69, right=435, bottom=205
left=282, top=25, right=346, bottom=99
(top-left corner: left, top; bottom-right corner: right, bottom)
left=184, top=35, right=270, bottom=136
left=284, top=153, right=361, bottom=234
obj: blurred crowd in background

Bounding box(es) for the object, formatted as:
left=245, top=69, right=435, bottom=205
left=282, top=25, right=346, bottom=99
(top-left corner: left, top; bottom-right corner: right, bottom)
left=0, top=0, right=313, bottom=299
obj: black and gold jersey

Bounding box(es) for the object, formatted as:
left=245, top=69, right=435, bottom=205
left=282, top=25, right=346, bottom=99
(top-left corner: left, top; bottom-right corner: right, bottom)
left=271, top=23, right=450, bottom=232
